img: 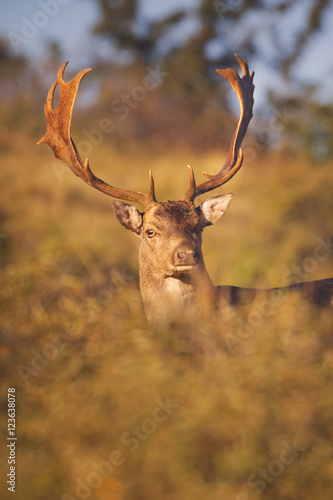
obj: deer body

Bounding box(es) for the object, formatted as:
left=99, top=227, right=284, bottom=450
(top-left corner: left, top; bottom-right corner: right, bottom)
left=113, top=198, right=333, bottom=323
left=38, top=56, right=332, bottom=325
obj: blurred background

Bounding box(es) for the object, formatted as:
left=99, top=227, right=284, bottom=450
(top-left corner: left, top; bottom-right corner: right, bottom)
left=1, top=1, right=333, bottom=499
left=1, top=0, right=333, bottom=152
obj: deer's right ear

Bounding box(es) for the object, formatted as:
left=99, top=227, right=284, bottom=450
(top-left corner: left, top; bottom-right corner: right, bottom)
left=112, top=201, right=143, bottom=235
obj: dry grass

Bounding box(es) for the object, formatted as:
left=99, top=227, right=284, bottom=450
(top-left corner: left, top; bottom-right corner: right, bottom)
left=1, top=131, right=333, bottom=499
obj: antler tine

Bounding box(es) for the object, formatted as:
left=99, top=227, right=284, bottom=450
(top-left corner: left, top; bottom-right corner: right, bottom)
left=38, top=62, right=156, bottom=207
left=184, top=54, right=254, bottom=203
left=186, top=165, right=196, bottom=201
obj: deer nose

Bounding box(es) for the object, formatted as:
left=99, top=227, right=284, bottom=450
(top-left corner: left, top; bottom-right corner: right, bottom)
left=173, top=246, right=198, bottom=267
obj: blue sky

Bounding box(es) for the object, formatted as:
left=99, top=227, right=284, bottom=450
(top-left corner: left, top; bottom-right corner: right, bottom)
left=2, top=0, right=99, bottom=64
left=1, top=0, right=197, bottom=61
left=1, top=0, right=333, bottom=105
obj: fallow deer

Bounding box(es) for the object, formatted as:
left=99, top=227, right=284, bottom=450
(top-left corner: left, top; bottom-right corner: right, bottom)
left=38, top=55, right=332, bottom=324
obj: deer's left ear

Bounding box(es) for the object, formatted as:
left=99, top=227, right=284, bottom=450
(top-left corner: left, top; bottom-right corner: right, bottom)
left=199, top=193, right=233, bottom=226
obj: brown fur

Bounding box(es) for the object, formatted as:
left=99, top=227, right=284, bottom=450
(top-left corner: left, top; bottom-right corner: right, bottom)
left=112, top=197, right=333, bottom=325
left=38, top=59, right=333, bottom=326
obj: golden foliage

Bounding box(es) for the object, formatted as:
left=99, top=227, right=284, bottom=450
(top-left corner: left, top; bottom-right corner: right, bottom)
left=1, top=133, right=333, bottom=499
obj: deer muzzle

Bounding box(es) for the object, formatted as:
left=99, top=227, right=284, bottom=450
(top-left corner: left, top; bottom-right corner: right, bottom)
left=172, top=244, right=199, bottom=270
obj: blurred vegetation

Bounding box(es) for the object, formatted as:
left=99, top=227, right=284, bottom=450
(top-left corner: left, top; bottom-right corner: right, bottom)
left=1, top=1, right=333, bottom=498
left=1, top=0, right=333, bottom=156
left=1, top=127, right=333, bottom=500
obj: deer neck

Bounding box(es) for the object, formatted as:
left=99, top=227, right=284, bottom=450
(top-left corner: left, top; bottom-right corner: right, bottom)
left=139, top=256, right=217, bottom=325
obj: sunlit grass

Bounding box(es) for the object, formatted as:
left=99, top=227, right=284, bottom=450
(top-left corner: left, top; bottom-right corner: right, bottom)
left=1, top=133, right=333, bottom=499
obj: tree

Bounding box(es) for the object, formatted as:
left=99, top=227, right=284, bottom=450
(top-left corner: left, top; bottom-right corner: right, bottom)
left=92, top=0, right=188, bottom=65
left=89, top=0, right=333, bottom=154
left=91, top=0, right=332, bottom=88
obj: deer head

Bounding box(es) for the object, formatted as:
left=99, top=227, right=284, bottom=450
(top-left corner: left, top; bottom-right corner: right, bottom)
left=38, top=55, right=255, bottom=324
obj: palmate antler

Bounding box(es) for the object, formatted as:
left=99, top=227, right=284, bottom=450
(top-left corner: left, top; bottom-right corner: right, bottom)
left=37, top=62, right=156, bottom=207
left=184, top=54, right=255, bottom=202
left=38, top=55, right=254, bottom=206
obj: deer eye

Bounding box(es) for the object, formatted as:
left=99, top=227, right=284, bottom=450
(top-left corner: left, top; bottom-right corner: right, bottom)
left=146, top=229, right=155, bottom=238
